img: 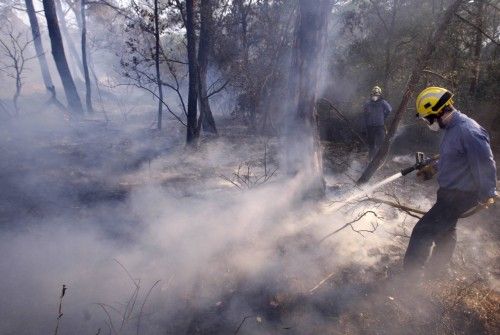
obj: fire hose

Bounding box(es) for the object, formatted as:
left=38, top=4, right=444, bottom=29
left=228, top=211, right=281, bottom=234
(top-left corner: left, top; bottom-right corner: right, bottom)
left=388, top=152, right=496, bottom=218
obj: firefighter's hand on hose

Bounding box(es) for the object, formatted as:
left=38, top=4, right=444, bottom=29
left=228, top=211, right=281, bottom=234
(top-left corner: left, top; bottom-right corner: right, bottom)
left=416, top=164, right=436, bottom=181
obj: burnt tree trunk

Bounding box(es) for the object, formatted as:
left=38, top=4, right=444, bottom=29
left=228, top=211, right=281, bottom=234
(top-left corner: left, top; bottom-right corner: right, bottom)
left=286, top=0, right=332, bottom=197
left=382, top=0, right=400, bottom=98
left=42, top=0, right=83, bottom=113
left=357, top=0, right=465, bottom=184
left=154, top=0, right=163, bottom=129
left=197, top=0, right=217, bottom=134
left=234, top=0, right=256, bottom=130
left=81, top=0, right=93, bottom=113
left=13, top=67, right=21, bottom=114
left=186, top=0, right=199, bottom=144
left=469, top=0, right=484, bottom=96
left=54, top=0, right=84, bottom=80
left=25, top=0, right=56, bottom=98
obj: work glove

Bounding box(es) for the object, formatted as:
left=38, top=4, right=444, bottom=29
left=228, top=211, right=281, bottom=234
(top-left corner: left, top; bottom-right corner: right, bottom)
left=478, top=196, right=496, bottom=209
left=416, top=164, right=436, bottom=181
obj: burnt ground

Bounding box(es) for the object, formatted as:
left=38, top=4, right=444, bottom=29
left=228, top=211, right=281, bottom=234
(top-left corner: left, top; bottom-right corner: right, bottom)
left=0, top=115, right=498, bottom=335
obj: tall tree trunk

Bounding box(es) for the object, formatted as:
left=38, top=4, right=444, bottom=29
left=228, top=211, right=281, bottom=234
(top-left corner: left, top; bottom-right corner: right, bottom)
left=235, top=0, right=249, bottom=69
left=357, top=0, right=465, bottom=184
left=234, top=0, right=256, bottom=131
left=469, top=0, right=484, bottom=96
left=54, top=0, right=85, bottom=80
left=42, top=0, right=83, bottom=113
left=154, top=0, right=163, bottom=129
left=286, top=0, right=332, bottom=197
left=81, top=0, right=93, bottom=113
left=197, top=0, right=217, bottom=134
left=185, top=0, right=199, bottom=144
left=25, top=0, right=56, bottom=98
left=13, top=69, right=21, bottom=114
left=382, top=0, right=399, bottom=98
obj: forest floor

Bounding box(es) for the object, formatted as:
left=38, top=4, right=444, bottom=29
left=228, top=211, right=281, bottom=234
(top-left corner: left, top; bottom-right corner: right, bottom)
left=0, top=112, right=498, bottom=335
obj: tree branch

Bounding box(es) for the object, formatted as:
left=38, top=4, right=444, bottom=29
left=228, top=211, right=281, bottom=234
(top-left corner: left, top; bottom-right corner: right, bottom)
left=319, top=210, right=382, bottom=243
left=455, top=13, right=500, bottom=46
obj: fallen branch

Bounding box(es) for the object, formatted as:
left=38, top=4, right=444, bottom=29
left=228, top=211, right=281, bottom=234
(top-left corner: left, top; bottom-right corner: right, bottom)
left=319, top=210, right=381, bottom=243
left=362, top=196, right=490, bottom=219
left=363, top=196, right=424, bottom=219
left=309, top=272, right=335, bottom=294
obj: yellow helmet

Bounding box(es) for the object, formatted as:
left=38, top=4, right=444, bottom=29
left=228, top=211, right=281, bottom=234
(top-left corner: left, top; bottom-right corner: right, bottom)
left=416, top=87, right=454, bottom=118
left=371, top=86, right=382, bottom=96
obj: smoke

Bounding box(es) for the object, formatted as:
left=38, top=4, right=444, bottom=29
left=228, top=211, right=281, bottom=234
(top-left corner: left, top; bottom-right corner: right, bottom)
left=0, top=3, right=498, bottom=334
left=0, top=106, right=416, bottom=334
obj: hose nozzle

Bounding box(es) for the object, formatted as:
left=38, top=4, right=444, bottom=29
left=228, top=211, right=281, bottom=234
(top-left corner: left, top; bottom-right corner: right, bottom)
left=400, top=152, right=439, bottom=176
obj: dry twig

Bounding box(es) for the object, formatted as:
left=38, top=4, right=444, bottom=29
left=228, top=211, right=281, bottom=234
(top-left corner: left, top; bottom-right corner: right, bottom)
left=234, top=315, right=256, bottom=335
left=220, top=142, right=278, bottom=190
left=320, top=210, right=382, bottom=243
left=54, top=285, right=67, bottom=335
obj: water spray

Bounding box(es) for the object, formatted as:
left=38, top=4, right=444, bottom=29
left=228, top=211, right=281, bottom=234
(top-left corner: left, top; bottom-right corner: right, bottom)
left=325, top=152, right=439, bottom=213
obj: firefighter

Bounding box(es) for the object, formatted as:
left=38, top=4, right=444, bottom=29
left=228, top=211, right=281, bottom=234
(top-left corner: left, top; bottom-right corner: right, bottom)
left=404, top=87, right=497, bottom=277
left=364, top=86, right=392, bottom=159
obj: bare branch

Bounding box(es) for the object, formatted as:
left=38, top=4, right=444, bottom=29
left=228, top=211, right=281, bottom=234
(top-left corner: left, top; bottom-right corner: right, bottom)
left=319, top=210, right=382, bottom=243
left=455, top=13, right=500, bottom=46
left=206, top=78, right=230, bottom=98
left=363, top=196, right=424, bottom=219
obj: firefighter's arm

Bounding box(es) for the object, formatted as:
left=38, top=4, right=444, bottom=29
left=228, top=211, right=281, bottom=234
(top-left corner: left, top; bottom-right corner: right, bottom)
left=462, top=127, right=497, bottom=203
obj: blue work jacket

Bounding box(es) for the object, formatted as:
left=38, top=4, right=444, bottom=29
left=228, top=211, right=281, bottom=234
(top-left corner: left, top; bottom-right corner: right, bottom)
left=364, top=99, right=392, bottom=127
left=437, top=111, right=497, bottom=202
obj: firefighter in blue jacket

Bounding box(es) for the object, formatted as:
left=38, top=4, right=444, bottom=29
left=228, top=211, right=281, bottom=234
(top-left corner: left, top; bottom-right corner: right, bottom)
left=364, top=86, right=392, bottom=159
left=404, top=87, right=497, bottom=277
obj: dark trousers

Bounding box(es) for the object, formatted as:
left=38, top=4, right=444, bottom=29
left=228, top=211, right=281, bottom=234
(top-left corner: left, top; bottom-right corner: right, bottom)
left=403, top=188, right=477, bottom=273
left=366, top=126, right=385, bottom=159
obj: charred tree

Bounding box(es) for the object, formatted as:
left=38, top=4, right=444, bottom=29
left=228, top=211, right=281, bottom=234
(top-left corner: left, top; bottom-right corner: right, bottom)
left=154, top=0, right=163, bottom=129
left=234, top=0, right=255, bottom=130
left=81, top=0, right=93, bottom=113
left=357, top=0, right=465, bottom=184
left=286, top=0, right=332, bottom=197
left=469, top=0, right=484, bottom=96
left=42, top=0, right=83, bottom=113
left=25, top=0, right=56, bottom=99
left=197, top=0, right=217, bottom=134
left=186, top=0, right=198, bottom=144
left=381, top=0, right=400, bottom=98
left=54, top=0, right=84, bottom=80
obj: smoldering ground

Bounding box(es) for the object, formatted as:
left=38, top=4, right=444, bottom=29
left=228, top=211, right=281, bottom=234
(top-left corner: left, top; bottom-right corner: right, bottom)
left=0, top=111, right=499, bottom=335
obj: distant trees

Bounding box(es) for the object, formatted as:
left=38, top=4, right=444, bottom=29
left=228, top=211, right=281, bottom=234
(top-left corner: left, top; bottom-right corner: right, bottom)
left=0, top=0, right=497, bottom=154
left=42, top=0, right=83, bottom=113
left=119, top=0, right=222, bottom=141
left=213, top=0, right=294, bottom=134
left=0, top=21, right=35, bottom=114
left=120, top=0, right=187, bottom=129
